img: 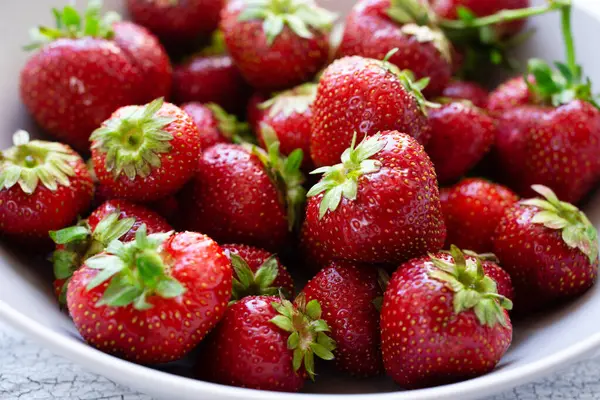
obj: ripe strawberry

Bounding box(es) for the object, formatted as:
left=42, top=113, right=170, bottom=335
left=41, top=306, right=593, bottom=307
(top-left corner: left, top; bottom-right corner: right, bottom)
left=426, top=102, right=496, bottom=183
left=338, top=0, right=453, bottom=96
left=0, top=131, right=93, bottom=241
left=440, top=178, right=519, bottom=253
left=381, top=246, right=513, bottom=388
left=487, top=75, right=532, bottom=116
left=67, top=227, right=232, bottom=364
left=478, top=254, right=515, bottom=302
left=220, top=0, right=335, bottom=91
left=222, top=243, right=294, bottom=300
left=311, top=55, right=431, bottom=167
left=493, top=185, right=599, bottom=313
left=200, top=295, right=335, bottom=392
left=301, top=261, right=383, bottom=377
left=91, top=98, right=200, bottom=202
left=304, top=131, right=446, bottom=265
left=442, top=80, right=489, bottom=108
left=247, top=92, right=269, bottom=133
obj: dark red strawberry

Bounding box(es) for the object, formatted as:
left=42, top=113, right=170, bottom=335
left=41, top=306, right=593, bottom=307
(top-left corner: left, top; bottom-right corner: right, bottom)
left=0, top=131, right=93, bottom=241
left=487, top=75, right=532, bottom=116
left=91, top=98, right=200, bottom=202
left=441, top=178, right=518, bottom=253
left=304, top=131, right=446, bottom=265
left=147, top=194, right=180, bottom=223
left=311, top=55, right=431, bottom=167
left=67, top=227, right=232, bottom=364
left=220, top=0, right=335, bottom=91
left=247, top=92, right=269, bottom=133
left=182, top=102, right=251, bottom=150
left=338, top=0, right=453, bottom=96
left=222, top=243, right=294, bottom=300
left=301, top=261, right=383, bottom=377
left=426, top=102, right=496, bottom=183
left=442, top=80, right=489, bottom=108
left=493, top=185, right=599, bottom=313
left=381, top=246, right=513, bottom=389
left=200, top=295, right=335, bottom=392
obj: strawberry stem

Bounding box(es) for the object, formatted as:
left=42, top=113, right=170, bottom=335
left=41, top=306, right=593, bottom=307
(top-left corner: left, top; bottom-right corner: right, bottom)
left=560, top=4, right=577, bottom=77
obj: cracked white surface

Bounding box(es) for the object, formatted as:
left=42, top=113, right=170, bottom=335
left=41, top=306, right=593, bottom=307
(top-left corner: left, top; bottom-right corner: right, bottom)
left=1, top=322, right=599, bottom=400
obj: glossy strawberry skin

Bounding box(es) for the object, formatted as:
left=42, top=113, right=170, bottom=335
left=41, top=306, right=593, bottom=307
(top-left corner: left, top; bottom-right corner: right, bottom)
left=304, top=131, right=446, bottom=265
left=440, top=178, right=519, bottom=253
left=247, top=92, right=268, bottom=133
left=184, top=144, right=288, bottom=250
left=311, top=56, right=429, bottom=167
left=381, top=253, right=512, bottom=389
left=301, top=261, right=383, bottom=377
left=181, top=102, right=229, bottom=150
left=338, top=0, right=452, bottom=96
left=67, top=232, right=232, bottom=364
left=200, top=296, right=304, bottom=392
left=442, top=80, right=489, bottom=108
left=487, top=76, right=532, bottom=116
left=220, top=0, right=330, bottom=91
left=482, top=261, right=515, bottom=302
left=426, top=102, right=496, bottom=183
left=92, top=102, right=201, bottom=202
left=494, top=203, right=599, bottom=313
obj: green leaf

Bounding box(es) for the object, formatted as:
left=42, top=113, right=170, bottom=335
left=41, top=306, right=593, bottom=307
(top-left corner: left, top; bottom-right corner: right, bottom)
left=310, top=342, right=335, bottom=360
left=531, top=211, right=569, bottom=229
left=96, top=278, right=143, bottom=307
left=136, top=250, right=165, bottom=286
left=61, top=6, right=82, bottom=30
left=305, top=299, right=322, bottom=320
left=285, top=14, right=313, bottom=39
left=230, top=254, right=254, bottom=288
left=85, top=255, right=126, bottom=290
left=310, top=319, right=330, bottom=332
left=263, top=13, right=285, bottom=45
left=156, top=279, right=186, bottom=298
left=456, top=6, right=476, bottom=22
left=52, top=250, right=78, bottom=280
left=271, top=315, right=294, bottom=332
left=287, top=331, right=300, bottom=349
left=49, top=226, right=90, bottom=244
left=254, top=256, right=279, bottom=288
left=292, top=347, right=304, bottom=372
left=304, top=350, right=315, bottom=380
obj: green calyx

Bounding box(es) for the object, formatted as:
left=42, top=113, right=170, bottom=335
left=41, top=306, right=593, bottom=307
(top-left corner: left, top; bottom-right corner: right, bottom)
left=25, top=0, right=121, bottom=51
left=260, top=83, right=318, bottom=118
left=90, top=98, right=175, bottom=181
left=0, top=130, right=79, bottom=195
left=229, top=253, right=289, bottom=302
left=307, top=134, right=386, bottom=219
left=199, top=30, right=227, bottom=56
left=521, top=185, right=599, bottom=264
left=85, top=224, right=183, bottom=310
left=238, top=0, right=337, bottom=45
left=270, top=293, right=336, bottom=380
left=205, top=103, right=254, bottom=144
left=429, top=245, right=513, bottom=328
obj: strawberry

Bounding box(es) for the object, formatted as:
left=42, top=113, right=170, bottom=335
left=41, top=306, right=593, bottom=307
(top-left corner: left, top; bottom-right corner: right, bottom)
left=247, top=92, right=269, bottom=133
left=426, top=102, right=496, bottom=183
left=0, top=131, right=93, bottom=241
left=487, top=75, right=532, bottom=116
left=493, top=185, right=599, bottom=313
left=200, top=295, right=335, bottom=392
left=257, top=83, right=317, bottom=169
left=441, top=80, right=489, bottom=108
left=20, top=2, right=171, bottom=152
left=478, top=254, right=515, bottom=302
left=310, top=55, right=431, bottom=167
left=220, top=0, right=335, bottom=91
left=440, top=178, right=519, bottom=253
left=381, top=246, right=513, bottom=389
left=184, top=140, right=305, bottom=251
left=304, top=131, right=446, bottom=265
left=91, top=98, right=200, bottom=202
left=67, top=227, right=232, bottom=364
left=223, top=243, right=294, bottom=300
left=301, top=261, right=383, bottom=377
left=338, top=0, right=453, bottom=96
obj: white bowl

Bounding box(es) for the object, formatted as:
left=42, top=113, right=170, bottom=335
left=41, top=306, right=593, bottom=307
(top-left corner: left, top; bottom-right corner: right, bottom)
left=2, top=0, right=600, bottom=399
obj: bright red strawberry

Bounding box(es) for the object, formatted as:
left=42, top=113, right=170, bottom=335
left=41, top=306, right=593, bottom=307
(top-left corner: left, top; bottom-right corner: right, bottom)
left=487, top=75, right=532, bottom=116
left=182, top=102, right=251, bottom=150
left=0, top=131, right=93, bottom=241
left=67, top=228, right=232, bottom=364
left=426, top=102, right=496, bottom=183
left=381, top=246, right=513, bottom=389
left=338, top=0, right=453, bottom=96
left=247, top=92, right=269, bottom=133
left=223, top=243, right=295, bottom=300
left=442, top=80, right=489, bottom=108
left=91, top=98, right=200, bottom=202
left=200, top=295, right=335, bottom=392
left=493, top=185, right=599, bottom=313
left=301, top=261, right=383, bottom=377
left=440, top=178, right=518, bottom=253
left=220, top=0, right=335, bottom=91
left=311, top=55, right=431, bottom=167
left=479, top=255, right=515, bottom=302
left=304, top=131, right=446, bottom=265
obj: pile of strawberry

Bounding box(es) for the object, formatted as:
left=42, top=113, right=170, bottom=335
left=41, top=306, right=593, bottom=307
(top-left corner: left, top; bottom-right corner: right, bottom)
left=3, top=0, right=600, bottom=393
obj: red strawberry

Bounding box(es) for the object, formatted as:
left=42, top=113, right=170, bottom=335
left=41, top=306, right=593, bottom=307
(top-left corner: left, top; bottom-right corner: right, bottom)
left=67, top=228, right=232, bottom=364
left=184, top=141, right=305, bottom=250
left=247, top=92, right=269, bottom=133
left=257, top=83, right=317, bottom=169
left=381, top=246, right=513, bottom=389
left=338, top=0, right=453, bottom=96
left=301, top=261, right=383, bottom=377
left=0, top=131, right=93, bottom=241
left=304, top=131, right=446, bottom=265
left=442, top=80, right=489, bottom=108
left=222, top=243, right=294, bottom=300
left=91, top=98, right=200, bottom=202
left=493, top=185, right=599, bottom=313
left=311, top=55, right=431, bottom=167
left=487, top=76, right=532, bottom=116
left=147, top=194, right=180, bottom=223
left=200, top=295, right=335, bottom=392
left=426, top=102, right=496, bottom=183
left=182, top=102, right=251, bottom=150
left=220, top=0, right=335, bottom=91
left=479, top=254, right=515, bottom=302
left=440, top=178, right=518, bottom=253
